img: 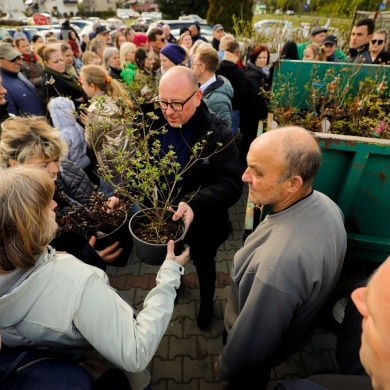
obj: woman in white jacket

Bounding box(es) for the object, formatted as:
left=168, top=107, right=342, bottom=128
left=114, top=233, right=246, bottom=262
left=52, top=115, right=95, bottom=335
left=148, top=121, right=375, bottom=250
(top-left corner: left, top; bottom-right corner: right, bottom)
left=0, top=166, right=189, bottom=388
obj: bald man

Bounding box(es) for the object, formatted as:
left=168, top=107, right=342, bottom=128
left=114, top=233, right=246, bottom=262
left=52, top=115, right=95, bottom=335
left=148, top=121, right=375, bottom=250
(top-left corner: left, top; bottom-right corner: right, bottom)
left=215, top=127, right=347, bottom=389
left=152, top=67, right=242, bottom=330
left=352, top=257, right=390, bottom=390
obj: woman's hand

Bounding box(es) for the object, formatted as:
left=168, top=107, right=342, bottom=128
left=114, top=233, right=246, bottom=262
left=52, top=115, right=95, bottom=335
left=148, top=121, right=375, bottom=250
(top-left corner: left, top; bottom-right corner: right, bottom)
left=165, top=240, right=189, bottom=266
left=89, top=236, right=123, bottom=263
left=79, top=110, right=88, bottom=125
left=106, top=196, right=120, bottom=210
left=172, top=202, right=193, bottom=233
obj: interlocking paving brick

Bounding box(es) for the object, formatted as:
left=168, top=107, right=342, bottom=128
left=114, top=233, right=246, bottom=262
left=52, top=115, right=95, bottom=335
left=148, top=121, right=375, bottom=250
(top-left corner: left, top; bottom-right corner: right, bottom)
left=106, top=184, right=339, bottom=389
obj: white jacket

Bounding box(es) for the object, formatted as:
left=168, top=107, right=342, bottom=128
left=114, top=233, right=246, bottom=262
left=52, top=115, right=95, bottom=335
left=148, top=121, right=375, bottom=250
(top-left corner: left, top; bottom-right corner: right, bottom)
left=49, top=97, right=91, bottom=169
left=0, top=247, right=184, bottom=374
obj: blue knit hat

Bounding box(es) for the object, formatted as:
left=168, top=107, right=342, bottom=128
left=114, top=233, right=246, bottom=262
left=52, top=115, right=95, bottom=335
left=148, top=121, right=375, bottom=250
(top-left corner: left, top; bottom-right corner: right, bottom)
left=160, top=44, right=186, bottom=65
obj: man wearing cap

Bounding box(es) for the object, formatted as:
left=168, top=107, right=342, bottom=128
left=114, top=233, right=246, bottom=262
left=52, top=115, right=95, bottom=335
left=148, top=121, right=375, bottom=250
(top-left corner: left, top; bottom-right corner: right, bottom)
left=212, top=24, right=224, bottom=51
left=0, top=43, right=46, bottom=116
left=323, top=34, right=340, bottom=62
left=297, top=27, right=328, bottom=59
left=160, top=43, right=186, bottom=74
left=96, top=26, right=112, bottom=45
left=348, top=18, right=375, bottom=63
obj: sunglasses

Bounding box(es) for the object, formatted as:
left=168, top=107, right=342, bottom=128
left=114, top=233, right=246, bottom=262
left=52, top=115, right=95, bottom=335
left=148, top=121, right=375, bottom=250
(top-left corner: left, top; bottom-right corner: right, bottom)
left=11, top=56, right=21, bottom=62
left=371, top=39, right=385, bottom=45
left=156, top=37, right=165, bottom=42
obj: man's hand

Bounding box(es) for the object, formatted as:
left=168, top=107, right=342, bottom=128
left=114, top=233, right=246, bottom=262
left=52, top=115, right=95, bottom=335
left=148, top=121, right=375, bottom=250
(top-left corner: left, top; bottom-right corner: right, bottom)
left=89, top=236, right=123, bottom=263
left=172, top=202, right=194, bottom=232
left=165, top=240, right=190, bottom=266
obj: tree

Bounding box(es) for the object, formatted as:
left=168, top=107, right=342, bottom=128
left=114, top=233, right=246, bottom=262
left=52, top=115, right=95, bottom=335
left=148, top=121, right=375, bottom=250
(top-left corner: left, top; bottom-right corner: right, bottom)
left=157, top=0, right=209, bottom=19
left=207, top=0, right=254, bottom=33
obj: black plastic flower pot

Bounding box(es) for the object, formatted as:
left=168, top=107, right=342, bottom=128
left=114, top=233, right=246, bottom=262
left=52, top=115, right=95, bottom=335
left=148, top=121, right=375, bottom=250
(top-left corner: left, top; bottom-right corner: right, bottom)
left=95, top=210, right=133, bottom=267
left=129, top=209, right=186, bottom=266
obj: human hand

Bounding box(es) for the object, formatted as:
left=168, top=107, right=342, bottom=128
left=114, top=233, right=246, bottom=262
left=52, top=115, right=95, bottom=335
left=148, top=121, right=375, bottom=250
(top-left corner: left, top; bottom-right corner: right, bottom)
left=172, top=202, right=194, bottom=232
left=213, top=360, right=221, bottom=375
left=106, top=196, right=120, bottom=210
left=165, top=240, right=189, bottom=266
left=79, top=110, right=88, bottom=125
left=89, top=236, right=123, bottom=263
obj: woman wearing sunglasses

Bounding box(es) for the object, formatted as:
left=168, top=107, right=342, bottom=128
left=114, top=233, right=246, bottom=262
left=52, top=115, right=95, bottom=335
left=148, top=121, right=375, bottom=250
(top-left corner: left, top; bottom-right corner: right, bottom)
left=369, top=29, right=390, bottom=64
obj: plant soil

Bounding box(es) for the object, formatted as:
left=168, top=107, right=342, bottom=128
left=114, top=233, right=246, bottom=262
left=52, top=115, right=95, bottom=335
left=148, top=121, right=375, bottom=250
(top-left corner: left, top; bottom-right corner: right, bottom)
left=133, top=215, right=184, bottom=244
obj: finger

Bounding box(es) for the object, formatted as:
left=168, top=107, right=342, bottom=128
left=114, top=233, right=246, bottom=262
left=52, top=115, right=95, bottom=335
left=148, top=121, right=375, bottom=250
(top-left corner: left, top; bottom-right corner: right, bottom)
left=88, top=236, right=96, bottom=248
left=99, top=241, right=120, bottom=257
left=166, top=240, right=175, bottom=259
left=103, top=247, right=123, bottom=263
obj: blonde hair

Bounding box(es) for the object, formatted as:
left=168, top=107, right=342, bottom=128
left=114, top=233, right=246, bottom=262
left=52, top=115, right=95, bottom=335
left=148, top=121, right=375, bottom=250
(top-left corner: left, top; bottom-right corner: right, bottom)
left=79, top=64, right=133, bottom=108
left=37, top=45, right=60, bottom=63
left=120, top=42, right=137, bottom=66
left=305, top=43, right=327, bottom=61
left=0, top=116, right=68, bottom=167
left=0, top=166, right=56, bottom=274
left=178, top=31, right=190, bottom=45
left=82, top=50, right=101, bottom=65
left=219, top=34, right=234, bottom=51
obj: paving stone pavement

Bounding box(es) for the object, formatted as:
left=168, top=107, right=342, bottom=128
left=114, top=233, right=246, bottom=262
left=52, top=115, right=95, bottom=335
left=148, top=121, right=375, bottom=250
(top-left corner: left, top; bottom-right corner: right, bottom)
left=107, top=186, right=339, bottom=390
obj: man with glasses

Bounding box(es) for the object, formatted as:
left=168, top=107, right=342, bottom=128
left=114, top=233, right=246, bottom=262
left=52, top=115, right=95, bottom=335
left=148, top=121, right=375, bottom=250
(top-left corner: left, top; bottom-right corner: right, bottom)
left=323, top=35, right=341, bottom=62
left=0, top=43, right=46, bottom=116
left=348, top=18, right=375, bottom=63
left=153, top=66, right=242, bottom=330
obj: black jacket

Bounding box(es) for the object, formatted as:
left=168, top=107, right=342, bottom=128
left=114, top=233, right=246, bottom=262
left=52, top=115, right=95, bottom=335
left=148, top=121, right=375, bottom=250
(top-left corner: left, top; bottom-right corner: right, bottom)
left=348, top=43, right=371, bottom=63
left=217, top=60, right=248, bottom=110
left=51, top=159, right=107, bottom=270
left=147, top=101, right=243, bottom=258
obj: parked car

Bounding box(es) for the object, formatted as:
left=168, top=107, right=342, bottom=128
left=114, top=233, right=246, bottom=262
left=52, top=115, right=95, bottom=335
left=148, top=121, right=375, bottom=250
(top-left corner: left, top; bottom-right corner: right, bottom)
left=179, top=14, right=205, bottom=23
left=131, top=17, right=154, bottom=32
left=160, top=19, right=213, bottom=40
left=285, top=10, right=295, bottom=15
left=253, top=19, right=294, bottom=39
left=7, top=26, right=38, bottom=41
left=274, top=9, right=283, bottom=14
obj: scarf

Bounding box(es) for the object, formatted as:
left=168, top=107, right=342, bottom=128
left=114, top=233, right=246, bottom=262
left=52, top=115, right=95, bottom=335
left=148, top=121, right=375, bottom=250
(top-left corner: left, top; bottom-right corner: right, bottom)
left=43, top=65, right=83, bottom=93
left=21, top=53, right=38, bottom=63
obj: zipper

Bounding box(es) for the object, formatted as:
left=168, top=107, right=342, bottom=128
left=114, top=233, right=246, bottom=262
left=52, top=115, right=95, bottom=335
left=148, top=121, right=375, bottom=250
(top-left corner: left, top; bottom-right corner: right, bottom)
left=15, top=357, right=52, bottom=372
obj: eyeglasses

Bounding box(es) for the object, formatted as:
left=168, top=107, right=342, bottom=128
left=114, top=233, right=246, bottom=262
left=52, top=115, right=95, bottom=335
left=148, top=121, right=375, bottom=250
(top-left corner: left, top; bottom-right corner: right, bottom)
left=157, top=89, right=198, bottom=112
left=371, top=39, right=385, bottom=45
left=156, top=37, right=165, bottom=42
left=324, top=43, right=335, bottom=47
left=11, top=56, right=21, bottom=62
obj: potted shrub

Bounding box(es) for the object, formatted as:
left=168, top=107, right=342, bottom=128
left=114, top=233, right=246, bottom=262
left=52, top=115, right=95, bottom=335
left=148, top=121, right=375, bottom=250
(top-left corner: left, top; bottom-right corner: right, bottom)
left=55, top=187, right=132, bottom=266
left=261, top=60, right=390, bottom=263
left=84, top=94, right=227, bottom=265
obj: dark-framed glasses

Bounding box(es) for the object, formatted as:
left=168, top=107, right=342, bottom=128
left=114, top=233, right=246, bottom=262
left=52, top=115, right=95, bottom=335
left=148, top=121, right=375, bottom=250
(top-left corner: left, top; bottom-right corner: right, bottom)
left=371, top=39, right=384, bottom=45
left=11, top=56, right=21, bottom=62
left=157, top=89, right=198, bottom=112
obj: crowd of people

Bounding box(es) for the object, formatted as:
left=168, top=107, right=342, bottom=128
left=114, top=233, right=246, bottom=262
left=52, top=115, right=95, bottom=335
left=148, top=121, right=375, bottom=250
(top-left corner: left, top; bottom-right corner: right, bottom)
left=0, top=15, right=389, bottom=390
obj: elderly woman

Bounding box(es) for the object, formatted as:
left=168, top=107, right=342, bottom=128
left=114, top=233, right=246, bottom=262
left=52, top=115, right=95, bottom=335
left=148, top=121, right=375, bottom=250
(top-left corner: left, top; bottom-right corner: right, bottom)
left=103, top=47, right=122, bottom=80
left=0, top=165, right=189, bottom=387
left=0, top=116, right=122, bottom=270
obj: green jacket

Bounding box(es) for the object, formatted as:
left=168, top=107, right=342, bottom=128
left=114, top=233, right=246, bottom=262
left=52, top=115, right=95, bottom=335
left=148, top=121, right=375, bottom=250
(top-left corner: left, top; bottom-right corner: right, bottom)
left=120, top=62, right=137, bottom=84
left=297, top=41, right=347, bottom=62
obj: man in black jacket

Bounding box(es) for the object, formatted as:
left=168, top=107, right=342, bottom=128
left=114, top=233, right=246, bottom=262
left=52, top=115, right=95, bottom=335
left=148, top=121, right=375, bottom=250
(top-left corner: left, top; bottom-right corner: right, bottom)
left=348, top=18, right=375, bottom=63
left=156, top=66, right=243, bottom=330
left=217, top=39, right=248, bottom=136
